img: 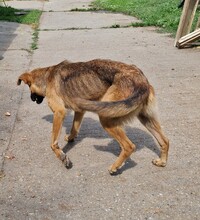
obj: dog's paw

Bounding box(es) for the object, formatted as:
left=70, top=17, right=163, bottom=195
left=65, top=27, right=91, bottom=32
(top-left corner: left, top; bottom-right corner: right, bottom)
left=63, top=156, right=73, bottom=169
left=64, top=134, right=75, bottom=142
left=108, top=166, right=122, bottom=176
left=152, top=158, right=166, bottom=167
left=60, top=152, right=73, bottom=169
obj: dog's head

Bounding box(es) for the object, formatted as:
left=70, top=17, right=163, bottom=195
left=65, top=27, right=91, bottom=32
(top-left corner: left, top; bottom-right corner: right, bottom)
left=17, top=71, right=45, bottom=104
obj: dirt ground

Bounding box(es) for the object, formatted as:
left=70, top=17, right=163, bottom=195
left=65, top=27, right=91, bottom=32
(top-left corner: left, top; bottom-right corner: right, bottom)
left=0, top=0, right=200, bottom=219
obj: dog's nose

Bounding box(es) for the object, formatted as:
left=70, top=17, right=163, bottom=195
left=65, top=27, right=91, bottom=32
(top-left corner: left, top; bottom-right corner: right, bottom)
left=31, top=93, right=37, bottom=101
left=36, top=95, right=44, bottom=104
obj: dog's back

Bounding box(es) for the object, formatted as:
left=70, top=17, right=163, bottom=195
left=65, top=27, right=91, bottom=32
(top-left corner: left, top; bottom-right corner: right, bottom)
left=54, top=59, right=151, bottom=119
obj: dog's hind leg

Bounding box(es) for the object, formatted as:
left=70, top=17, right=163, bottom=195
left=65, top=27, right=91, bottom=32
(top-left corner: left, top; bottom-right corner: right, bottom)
left=98, top=85, right=136, bottom=174
left=138, top=108, right=169, bottom=167
left=99, top=117, right=136, bottom=175
left=65, top=111, right=85, bottom=142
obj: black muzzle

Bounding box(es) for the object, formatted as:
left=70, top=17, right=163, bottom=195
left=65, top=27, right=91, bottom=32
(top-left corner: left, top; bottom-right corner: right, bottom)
left=31, top=93, right=44, bottom=104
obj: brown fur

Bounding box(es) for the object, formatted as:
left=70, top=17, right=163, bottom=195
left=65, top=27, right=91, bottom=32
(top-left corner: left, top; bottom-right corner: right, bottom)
left=17, top=59, right=169, bottom=175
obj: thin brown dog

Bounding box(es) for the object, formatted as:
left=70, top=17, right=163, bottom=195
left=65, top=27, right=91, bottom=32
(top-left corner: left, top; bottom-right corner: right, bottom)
left=17, top=59, right=169, bottom=175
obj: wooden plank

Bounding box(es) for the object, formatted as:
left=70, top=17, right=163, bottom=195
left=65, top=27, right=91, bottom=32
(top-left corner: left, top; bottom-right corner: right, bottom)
left=175, top=0, right=199, bottom=46
left=176, top=28, right=200, bottom=48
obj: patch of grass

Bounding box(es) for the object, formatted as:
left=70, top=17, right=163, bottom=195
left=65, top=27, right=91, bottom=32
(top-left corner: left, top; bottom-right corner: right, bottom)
left=0, top=6, right=42, bottom=50
left=20, top=10, right=42, bottom=27
left=131, top=22, right=147, bottom=27
left=92, top=0, right=199, bottom=34
left=0, top=6, right=41, bottom=26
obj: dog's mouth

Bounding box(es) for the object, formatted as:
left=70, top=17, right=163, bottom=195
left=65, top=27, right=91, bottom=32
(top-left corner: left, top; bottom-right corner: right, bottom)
left=31, top=93, right=44, bottom=104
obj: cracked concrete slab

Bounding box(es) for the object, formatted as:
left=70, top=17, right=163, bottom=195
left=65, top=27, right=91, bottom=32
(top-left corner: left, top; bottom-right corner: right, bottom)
left=44, top=0, right=92, bottom=11
left=5, top=0, right=44, bottom=10
left=39, top=11, right=140, bottom=30
left=31, top=27, right=191, bottom=68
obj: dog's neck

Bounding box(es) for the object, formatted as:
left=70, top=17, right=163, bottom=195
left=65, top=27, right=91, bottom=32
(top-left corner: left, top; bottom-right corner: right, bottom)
left=33, top=66, right=52, bottom=97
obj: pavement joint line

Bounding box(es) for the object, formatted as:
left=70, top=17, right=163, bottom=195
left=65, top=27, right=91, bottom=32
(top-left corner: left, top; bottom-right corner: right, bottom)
left=41, top=0, right=45, bottom=13
left=38, top=24, right=139, bottom=32
left=42, top=10, right=129, bottom=15
left=43, top=9, right=96, bottom=13
left=101, top=24, right=133, bottom=29
left=39, top=27, right=92, bottom=31
left=0, top=48, right=31, bottom=52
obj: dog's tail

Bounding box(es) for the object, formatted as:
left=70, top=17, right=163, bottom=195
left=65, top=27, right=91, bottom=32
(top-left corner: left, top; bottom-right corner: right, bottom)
left=74, top=86, right=150, bottom=118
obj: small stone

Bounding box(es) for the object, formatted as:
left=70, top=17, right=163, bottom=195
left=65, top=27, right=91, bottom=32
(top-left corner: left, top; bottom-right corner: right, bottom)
left=5, top=112, right=11, bottom=116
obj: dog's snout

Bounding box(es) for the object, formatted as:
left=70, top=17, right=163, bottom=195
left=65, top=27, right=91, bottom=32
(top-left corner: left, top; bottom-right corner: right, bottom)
left=31, top=93, right=44, bottom=104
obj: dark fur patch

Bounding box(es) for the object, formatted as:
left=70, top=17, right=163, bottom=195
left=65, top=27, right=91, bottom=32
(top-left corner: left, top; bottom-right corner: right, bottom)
left=31, top=93, right=44, bottom=104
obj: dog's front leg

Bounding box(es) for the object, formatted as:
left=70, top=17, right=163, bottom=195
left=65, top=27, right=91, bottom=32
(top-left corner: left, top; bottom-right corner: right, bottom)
left=51, top=109, right=72, bottom=168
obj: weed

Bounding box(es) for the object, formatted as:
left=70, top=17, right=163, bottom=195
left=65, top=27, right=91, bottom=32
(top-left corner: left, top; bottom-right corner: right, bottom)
left=31, top=29, right=39, bottom=50
left=110, top=24, right=120, bottom=28
left=70, top=7, right=98, bottom=12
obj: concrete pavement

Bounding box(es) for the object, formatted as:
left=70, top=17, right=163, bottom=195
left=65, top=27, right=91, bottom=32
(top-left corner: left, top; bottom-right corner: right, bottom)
left=0, top=0, right=200, bottom=219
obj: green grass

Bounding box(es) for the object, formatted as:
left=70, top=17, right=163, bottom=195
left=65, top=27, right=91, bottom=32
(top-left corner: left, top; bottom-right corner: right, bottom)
left=0, top=6, right=41, bottom=26
left=92, top=0, right=199, bottom=34
left=0, top=6, right=42, bottom=50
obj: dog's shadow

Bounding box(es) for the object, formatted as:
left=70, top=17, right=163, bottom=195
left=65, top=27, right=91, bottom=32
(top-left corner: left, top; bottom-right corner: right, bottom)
left=42, top=112, right=160, bottom=173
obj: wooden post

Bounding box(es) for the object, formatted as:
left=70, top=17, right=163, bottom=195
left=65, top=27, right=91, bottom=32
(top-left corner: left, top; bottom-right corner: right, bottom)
left=175, top=0, right=199, bottom=46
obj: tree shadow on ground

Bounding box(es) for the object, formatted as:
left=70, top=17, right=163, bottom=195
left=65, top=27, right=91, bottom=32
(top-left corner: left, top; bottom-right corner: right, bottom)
left=0, top=22, right=19, bottom=60
left=42, top=112, right=160, bottom=173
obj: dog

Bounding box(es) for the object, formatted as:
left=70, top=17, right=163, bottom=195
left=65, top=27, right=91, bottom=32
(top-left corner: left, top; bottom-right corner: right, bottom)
left=17, top=59, right=169, bottom=175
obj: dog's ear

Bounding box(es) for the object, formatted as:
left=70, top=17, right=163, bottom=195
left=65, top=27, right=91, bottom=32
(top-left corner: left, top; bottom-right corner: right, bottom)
left=17, top=73, right=32, bottom=86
